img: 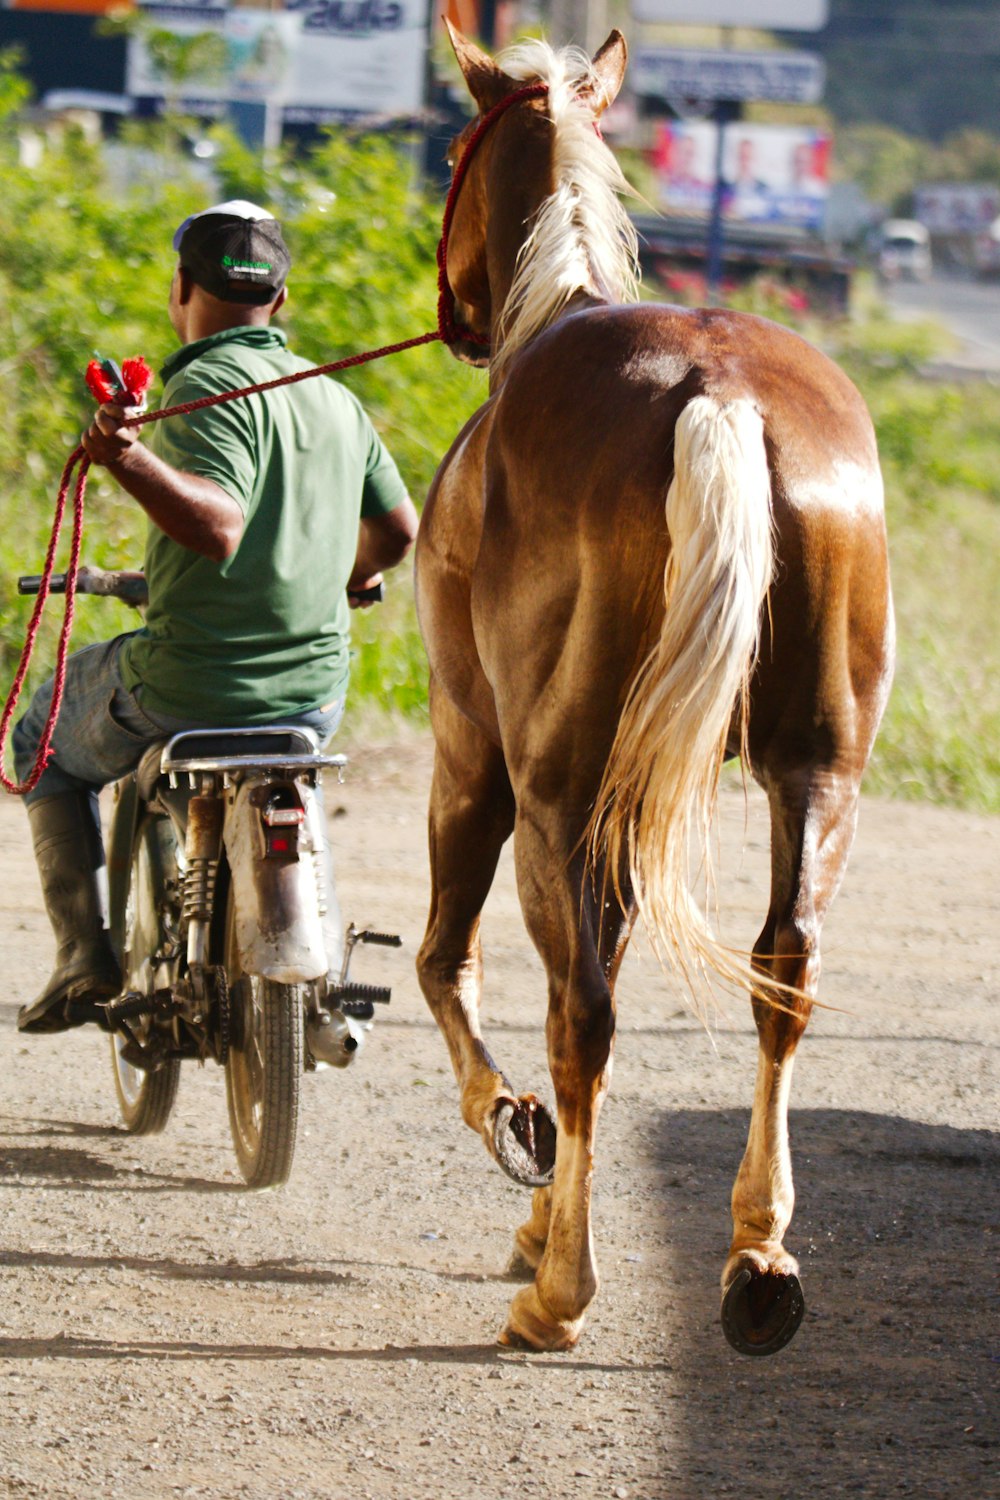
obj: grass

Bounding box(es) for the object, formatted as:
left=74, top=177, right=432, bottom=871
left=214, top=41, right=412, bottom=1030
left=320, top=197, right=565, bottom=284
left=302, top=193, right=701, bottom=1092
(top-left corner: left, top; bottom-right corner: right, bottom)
left=834, top=315, right=1000, bottom=814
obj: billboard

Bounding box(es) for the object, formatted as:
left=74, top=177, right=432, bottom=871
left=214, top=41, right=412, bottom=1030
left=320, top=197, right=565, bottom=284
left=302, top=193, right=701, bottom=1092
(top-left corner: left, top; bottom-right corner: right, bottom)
left=652, top=121, right=830, bottom=231
left=3, top=1, right=128, bottom=10
left=631, top=1, right=828, bottom=28
left=632, top=47, right=825, bottom=105
left=127, top=0, right=429, bottom=120
left=914, top=183, right=1000, bottom=236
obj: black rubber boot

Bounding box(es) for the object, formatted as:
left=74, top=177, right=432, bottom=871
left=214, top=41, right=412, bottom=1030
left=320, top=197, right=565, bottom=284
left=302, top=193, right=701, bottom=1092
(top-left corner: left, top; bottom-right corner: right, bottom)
left=17, top=792, right=122, bottom=1034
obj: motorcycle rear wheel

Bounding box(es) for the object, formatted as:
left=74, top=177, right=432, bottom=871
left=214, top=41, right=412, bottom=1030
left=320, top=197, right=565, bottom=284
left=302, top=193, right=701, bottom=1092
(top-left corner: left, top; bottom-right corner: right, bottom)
left=111, top=816, right=182, bottom=1135
left=223, top=888, right=303, bottom=1189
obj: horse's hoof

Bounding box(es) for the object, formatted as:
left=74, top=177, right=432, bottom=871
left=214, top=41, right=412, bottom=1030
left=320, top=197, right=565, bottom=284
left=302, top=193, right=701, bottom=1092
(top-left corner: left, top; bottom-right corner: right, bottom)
left=491, top=1097, right=557, bottom=1187
left=498, top=1284, right=583, bottom=1351
left=721, top=1266, right=805, bottom=1356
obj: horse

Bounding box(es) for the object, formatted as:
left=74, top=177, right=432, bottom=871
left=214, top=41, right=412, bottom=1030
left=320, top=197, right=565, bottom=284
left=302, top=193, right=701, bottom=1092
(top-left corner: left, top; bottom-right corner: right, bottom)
left=414, top=25, right=894, bottom=1355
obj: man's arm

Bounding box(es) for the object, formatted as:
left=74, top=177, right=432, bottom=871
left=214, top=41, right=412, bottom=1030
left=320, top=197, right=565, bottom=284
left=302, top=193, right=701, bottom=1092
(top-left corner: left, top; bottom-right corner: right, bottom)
left=347, top=497, right=419, bottom=606
left=81, top=404, right=244, bottom=563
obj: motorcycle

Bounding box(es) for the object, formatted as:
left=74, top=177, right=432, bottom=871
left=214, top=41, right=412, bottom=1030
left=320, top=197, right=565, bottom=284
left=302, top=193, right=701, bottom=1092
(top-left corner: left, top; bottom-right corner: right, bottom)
left=17, top=565, right=401, bottom=1188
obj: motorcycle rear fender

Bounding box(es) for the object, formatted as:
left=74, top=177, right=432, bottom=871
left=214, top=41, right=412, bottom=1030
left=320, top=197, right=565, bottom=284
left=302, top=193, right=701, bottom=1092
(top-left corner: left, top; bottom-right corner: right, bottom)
left=224, top=779, right=327, bottom=984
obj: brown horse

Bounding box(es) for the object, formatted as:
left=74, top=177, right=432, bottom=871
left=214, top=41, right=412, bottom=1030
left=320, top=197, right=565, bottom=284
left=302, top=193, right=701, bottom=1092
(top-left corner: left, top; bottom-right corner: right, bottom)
left=414, top=26, right=894, bottom=1355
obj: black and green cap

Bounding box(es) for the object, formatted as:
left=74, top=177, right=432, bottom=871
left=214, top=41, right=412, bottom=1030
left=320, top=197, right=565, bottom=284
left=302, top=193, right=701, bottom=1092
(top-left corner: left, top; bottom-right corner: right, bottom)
left=173, top=199, right=290, bottom=306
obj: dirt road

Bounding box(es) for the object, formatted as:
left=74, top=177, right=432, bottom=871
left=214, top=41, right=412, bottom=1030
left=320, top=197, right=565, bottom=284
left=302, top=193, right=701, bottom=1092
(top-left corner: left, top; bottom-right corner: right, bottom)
left=1, top=736, right=996, bottom=1499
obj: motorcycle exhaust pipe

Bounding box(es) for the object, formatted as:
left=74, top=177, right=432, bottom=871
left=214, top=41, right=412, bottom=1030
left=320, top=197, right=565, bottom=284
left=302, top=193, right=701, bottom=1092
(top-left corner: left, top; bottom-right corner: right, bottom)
left=306, top=1006, right=364, bottom=1069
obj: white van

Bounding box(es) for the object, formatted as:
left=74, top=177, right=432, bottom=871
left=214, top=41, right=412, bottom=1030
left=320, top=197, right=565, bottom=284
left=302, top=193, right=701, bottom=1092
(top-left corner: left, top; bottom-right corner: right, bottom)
left=878, top=219, right=933, bottom=282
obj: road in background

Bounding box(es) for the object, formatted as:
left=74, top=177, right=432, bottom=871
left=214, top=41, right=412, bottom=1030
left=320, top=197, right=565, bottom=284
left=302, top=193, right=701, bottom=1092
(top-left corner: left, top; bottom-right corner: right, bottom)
left=883, top=270, right=1000, bottom=375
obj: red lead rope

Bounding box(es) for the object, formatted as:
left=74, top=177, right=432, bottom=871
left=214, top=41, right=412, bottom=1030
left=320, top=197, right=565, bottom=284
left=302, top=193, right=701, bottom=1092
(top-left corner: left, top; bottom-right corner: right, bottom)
left=0, top=80, right=549, bottom=797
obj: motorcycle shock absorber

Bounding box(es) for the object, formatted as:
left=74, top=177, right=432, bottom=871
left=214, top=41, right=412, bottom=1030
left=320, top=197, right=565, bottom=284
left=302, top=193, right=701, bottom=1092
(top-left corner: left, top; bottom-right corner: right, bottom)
left=182, top=779, right=224, bottom=982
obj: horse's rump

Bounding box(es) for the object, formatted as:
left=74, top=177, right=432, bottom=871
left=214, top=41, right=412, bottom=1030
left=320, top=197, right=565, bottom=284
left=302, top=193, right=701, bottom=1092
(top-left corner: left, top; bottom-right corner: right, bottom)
left=465, top=303, right=885, bottom=999
left=588, top=392, right=774, bottom=997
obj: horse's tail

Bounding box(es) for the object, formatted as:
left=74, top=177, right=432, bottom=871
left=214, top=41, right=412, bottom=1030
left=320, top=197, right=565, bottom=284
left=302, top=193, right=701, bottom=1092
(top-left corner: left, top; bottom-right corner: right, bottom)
left=590, top=394, right=774, bottom=1004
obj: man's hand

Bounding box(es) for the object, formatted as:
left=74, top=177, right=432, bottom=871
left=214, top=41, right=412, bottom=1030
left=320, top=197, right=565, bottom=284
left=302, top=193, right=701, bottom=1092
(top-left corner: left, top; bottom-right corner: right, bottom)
left=347, top=573, right=384, bottom=609
left=78, top=410, right=244, bottom=562
left=81, top=403, right=142, bottom=469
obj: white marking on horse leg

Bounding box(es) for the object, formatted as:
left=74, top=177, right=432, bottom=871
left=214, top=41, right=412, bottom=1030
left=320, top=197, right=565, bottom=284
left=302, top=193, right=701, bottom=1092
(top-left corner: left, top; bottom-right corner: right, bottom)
left=501, top=1106, right=605, bottom=1349
left=726, top=1046, right=800, bottom=1283
left=538, top=1127, right=600, bottom=1318
left=418, top=937, right=510, bottom=1128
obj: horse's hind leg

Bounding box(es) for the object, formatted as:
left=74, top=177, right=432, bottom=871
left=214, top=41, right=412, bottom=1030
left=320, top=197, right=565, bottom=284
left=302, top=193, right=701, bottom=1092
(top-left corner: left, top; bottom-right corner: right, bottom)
left=500, top=813, right=632, bottom=1351
left=416, top=688, right=557, bottom=1186
left=722, top=767, right=861, bottom=1355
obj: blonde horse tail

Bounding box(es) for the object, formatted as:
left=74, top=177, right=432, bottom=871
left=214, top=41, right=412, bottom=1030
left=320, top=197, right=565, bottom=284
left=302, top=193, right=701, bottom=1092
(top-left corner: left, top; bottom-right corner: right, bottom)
left=591, top=394, right=774, bottom=1005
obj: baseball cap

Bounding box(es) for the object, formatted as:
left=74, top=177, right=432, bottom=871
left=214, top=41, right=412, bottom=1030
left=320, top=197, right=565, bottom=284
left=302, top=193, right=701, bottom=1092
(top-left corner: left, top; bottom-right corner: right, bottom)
left=173, top=199, right=290, bottom=305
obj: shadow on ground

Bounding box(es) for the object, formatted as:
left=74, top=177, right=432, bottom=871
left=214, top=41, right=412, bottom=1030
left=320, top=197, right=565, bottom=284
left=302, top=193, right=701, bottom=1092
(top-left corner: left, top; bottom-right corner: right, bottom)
left=651, top=1107, right=998, bottom=1497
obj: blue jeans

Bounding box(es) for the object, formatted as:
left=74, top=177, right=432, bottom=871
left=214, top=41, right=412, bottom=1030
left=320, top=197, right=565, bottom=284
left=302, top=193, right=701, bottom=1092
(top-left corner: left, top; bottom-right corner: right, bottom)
left=13, top=634, right=345, bottom=806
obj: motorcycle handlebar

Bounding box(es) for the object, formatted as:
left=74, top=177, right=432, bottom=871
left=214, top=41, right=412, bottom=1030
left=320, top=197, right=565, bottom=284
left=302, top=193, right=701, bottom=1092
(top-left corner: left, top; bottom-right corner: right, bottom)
left=18, top=566, right=149, bottom=606
left=19, top=568, right=383, bottom=611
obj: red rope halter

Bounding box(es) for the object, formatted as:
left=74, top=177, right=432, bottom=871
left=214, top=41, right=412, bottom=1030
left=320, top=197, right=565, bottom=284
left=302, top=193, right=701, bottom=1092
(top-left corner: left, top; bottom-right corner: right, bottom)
left=0, top=81, right=551, bottom=795
left=436, top=80, right=550, bottom=347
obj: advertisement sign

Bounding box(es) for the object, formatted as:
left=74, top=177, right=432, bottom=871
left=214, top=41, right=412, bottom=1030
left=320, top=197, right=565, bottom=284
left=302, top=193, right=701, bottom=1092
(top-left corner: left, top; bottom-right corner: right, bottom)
left=2, top=0, right=130, bottom=10
left=3, top=1, right=128, bottom=11
left=652, top=121, right=830, bottom=231
left=127, top=0, right=429, bottom=119
left=914, top=183, right=1000, bottom=235
left=631, top=0, right=828, bottom=28
left=632, top=47, right=824, bottom=105
left=285, top=0, right=428, bottom=119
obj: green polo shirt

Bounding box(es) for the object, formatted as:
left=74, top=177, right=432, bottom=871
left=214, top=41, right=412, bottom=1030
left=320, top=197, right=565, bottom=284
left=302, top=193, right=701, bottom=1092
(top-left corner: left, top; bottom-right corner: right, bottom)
left=118, top=326, right=409, bottom=722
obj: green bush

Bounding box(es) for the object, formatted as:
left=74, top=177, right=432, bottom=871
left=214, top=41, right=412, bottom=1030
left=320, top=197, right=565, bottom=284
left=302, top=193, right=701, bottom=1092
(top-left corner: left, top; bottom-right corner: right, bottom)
left=0, top=110, right=996, bottom=813
left=0, top=116, right=483, bottom=735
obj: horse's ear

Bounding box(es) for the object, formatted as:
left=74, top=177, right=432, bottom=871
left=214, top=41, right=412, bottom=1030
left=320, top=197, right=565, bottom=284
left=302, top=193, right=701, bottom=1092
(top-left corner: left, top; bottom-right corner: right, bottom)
left=445, top=18, right=515, bottom=112
left=586, top=29, right=628, bottom=115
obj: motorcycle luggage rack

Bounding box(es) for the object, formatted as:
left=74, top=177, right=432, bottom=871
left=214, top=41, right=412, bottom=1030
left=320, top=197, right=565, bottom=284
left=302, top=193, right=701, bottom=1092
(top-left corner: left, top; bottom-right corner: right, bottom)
left=161, top=726, right=347, bottom=782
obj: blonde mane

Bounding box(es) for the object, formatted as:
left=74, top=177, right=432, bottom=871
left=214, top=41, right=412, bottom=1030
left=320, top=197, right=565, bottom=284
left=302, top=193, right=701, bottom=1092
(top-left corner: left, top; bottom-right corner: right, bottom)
left=492, top=38, right=641, bottom=376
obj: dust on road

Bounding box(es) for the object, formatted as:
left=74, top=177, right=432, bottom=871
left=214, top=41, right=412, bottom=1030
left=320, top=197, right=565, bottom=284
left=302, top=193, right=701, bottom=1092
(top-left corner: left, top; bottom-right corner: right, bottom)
left=1, top=736, right=996, bottom=1499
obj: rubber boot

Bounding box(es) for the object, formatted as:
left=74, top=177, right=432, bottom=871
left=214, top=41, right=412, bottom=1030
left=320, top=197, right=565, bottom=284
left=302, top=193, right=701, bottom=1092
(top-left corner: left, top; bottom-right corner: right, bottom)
left=17, top=792, right=122, bottom=1034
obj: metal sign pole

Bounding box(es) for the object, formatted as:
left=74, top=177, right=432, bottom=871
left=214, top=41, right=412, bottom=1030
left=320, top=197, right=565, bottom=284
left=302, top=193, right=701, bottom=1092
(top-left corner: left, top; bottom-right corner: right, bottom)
left=706, top=99, right=728, bottom=304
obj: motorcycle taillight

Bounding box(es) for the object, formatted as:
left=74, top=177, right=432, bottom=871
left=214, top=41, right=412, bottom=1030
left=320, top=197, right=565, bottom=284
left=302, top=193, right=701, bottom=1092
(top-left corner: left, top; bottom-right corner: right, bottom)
left=264, top=827, right=298, bottom=857
left=260, top=788, right=306, bottom=858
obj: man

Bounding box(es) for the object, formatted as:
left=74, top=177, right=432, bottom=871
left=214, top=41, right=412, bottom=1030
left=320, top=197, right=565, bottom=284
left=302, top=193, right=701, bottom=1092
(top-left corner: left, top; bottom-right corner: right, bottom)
left=14, top=199, right=418, bottom=1035
left=723, top=136, right=769, bottom=221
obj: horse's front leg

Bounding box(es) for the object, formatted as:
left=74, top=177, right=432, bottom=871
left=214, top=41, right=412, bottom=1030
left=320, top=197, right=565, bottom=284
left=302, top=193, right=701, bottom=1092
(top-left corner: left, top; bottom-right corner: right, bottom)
left=723, top=769, right=861, bottom=1355
left=500, top=823, right=630, bottom=1350
left=416, top=690, right=557, bottom=1185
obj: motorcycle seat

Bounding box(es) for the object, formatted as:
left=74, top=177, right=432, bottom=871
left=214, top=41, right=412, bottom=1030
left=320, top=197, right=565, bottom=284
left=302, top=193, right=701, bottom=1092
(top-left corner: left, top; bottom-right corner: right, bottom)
left=163, top=726, right=321, bottom=763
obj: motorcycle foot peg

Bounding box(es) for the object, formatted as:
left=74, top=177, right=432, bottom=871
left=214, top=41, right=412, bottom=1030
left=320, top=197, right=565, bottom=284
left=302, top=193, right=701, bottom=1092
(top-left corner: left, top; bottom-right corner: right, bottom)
left=327, top=981, right=391, bottom=1008
left=102, top=991, right=156, bottom=1027
left=356, top=929, right=402, bottom=949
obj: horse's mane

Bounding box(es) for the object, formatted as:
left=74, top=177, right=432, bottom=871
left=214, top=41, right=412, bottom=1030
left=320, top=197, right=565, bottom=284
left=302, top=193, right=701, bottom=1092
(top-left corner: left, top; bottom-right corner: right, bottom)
left=493, top=38, right=641, bottom=376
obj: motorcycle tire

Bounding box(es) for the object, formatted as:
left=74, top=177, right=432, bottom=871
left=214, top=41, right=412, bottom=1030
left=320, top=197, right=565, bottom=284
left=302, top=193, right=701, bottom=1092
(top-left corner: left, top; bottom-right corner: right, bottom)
left=223, top=885, right=303, bottom=1189
left=110, top=815, right=182, bottom=1135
